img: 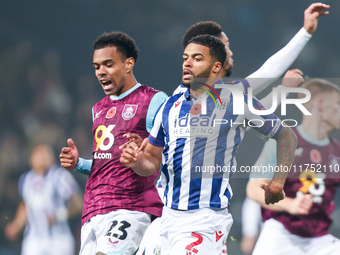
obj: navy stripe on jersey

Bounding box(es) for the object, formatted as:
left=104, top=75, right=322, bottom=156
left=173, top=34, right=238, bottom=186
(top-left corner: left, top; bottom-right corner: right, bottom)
left=188, top=137, right=206, bottom=210
left=162, top=163, right=170, bottom=206
left=172, top=138, right=184, bottom=209
left=210, top=178, right=223, bottom=208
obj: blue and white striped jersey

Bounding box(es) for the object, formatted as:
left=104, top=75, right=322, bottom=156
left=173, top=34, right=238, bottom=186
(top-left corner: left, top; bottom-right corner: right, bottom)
left=19, top=165, right=79, bottom=239
left=149, top=80, right=282, bottom=210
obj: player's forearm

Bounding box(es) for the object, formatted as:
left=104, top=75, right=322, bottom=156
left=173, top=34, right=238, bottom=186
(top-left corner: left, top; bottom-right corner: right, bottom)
left=273, top=127, right=297, bottom=185
left=246, top=28, right=311, bottom=94
left=12, top=202, right=27, bottom=231
left=132, top=152, right=161, bottom=177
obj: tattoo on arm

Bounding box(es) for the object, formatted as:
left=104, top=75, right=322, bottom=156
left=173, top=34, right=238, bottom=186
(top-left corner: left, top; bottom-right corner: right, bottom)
left=275, top=127, right=297, bottom=182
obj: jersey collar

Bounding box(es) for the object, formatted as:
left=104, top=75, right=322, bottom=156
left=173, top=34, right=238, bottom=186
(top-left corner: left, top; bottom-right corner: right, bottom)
left=109, top=83, right=141, bottom=100
left=296, top=125, right=330, bottom=147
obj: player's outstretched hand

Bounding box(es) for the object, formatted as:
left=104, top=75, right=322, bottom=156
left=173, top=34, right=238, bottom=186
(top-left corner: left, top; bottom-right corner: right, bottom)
left=59, top=138, right=79, bottom=170
left=261, top=181, right=285, bottom=205
left=120, top=138, right=149, bottom=168
left=303, top=2, right=330, bottom=35
left=282, top=69, right=304, bottom=88
left=119, top=133, right=143, bottom=151
left=287, top=194, right=313, bottom=215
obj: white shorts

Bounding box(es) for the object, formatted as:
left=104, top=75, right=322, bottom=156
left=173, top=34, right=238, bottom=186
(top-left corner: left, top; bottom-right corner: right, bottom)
left=21, top=234, right=75, bottom=255
left=160, top=207, right=233, bottom=255
left=136, top=217, right=162, bottom=255
left=252, top=218, right=340, bottom=255
left=80, top=210, right=151, bottom=255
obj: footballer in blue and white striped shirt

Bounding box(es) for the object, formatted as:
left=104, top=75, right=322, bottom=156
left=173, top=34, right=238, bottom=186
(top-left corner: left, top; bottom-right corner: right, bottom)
left=121, top=34, right=297, bottom=254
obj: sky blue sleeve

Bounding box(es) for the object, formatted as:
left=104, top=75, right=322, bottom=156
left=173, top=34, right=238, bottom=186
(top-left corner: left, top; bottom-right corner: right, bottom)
left=146, top=91, right=168, bottom=133
left=249, top=138, right=277, bottom=180
left=73, top=157, right=92, bottom=176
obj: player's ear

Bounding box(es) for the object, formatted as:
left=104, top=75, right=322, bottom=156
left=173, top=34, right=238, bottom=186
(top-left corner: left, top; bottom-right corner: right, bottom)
left=316, top=97, right=324, bottom=111
left=212, top=61, right=222, bottom=75
left=125, top=57, right=135, bottom=74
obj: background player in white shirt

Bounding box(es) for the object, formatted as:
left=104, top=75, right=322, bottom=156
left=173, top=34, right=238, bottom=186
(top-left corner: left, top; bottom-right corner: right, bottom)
left=5, top=144, right=83, bottom=255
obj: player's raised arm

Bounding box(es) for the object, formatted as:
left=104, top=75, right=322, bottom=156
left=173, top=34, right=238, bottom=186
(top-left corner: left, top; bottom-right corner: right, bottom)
left=120, top=138, right=163, bottom=177
left=261, top=127, right=297, bottom=204
left=303, top=2, right=330, bottom=35
left=246, top=3, right=329, bottom=95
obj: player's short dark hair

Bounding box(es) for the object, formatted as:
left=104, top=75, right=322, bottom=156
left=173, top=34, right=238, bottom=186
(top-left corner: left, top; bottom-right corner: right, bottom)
left=182, top=21, right=222, bottom=48
left=93, top=31, right=139, bottom=62
left=187, top=34, right=226, bottom=66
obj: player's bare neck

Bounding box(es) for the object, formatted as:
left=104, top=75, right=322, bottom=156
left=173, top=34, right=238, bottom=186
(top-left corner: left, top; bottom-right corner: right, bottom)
left=116, top=74, right=138, bottom=96
left=301, top=121, right=328, bottom=140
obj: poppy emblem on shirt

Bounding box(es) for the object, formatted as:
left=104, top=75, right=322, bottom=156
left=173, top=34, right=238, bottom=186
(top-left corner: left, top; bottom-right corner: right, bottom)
left=122, top=104, right=138, bottom=120
left=310, top=149, right=322, bottom=163
left=190, top=104, right=201, bottom=115
left=175, top=101, right=181, bottom=108
left=106, top=107, right=116, bottom=119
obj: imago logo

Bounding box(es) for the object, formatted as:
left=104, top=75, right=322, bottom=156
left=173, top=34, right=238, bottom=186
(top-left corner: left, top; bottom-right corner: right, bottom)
left=199, top=85, right=311, bottom=116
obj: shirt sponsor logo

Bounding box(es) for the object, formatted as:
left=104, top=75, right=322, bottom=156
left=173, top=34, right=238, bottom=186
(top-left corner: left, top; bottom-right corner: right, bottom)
left=122, top=104, right=138, bottom=120
left=173, top=113, right=218, bottom=137
left=94, top=152, right=112, bottom=159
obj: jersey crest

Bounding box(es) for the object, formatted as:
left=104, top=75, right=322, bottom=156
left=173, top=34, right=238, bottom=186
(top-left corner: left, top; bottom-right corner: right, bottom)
left=122, top=104, right=138, bottom=120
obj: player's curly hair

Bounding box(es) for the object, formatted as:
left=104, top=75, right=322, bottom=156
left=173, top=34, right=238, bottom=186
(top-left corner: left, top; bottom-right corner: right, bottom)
left=182, top=21, right=222, bottom=48
left=187, top=34, right=226, bottom=66
left=94, top=31, right=139, bottom=62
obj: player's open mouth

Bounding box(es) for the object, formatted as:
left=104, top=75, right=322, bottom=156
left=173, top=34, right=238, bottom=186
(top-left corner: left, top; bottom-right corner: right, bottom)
left=183, top=70, right=193, bottom=79
left=100, top=79, right=113, bottom=90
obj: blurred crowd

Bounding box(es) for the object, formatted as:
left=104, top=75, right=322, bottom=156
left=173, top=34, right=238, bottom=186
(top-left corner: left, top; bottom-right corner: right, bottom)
left=0, top=37, right=97, bottom=254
